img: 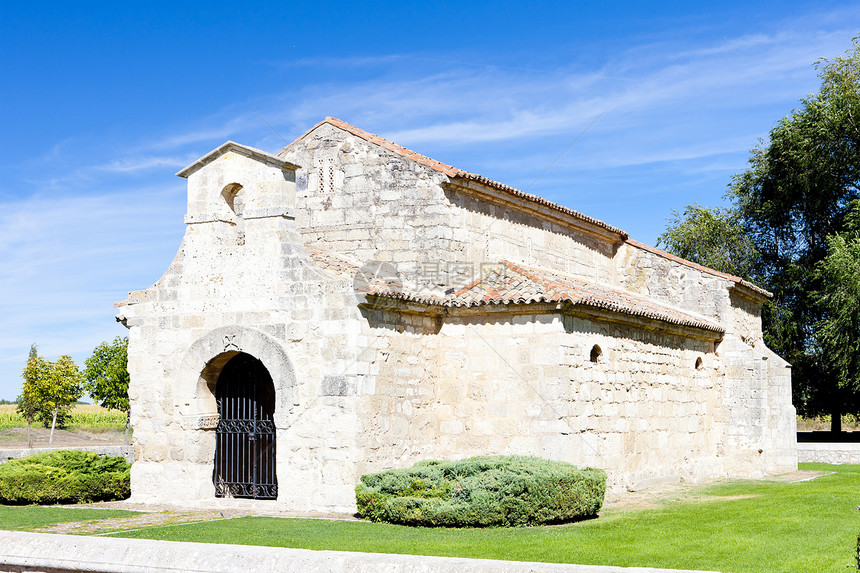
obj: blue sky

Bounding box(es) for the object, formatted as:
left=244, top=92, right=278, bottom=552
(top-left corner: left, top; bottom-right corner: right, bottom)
left=1, top=1, right=858, bottom=400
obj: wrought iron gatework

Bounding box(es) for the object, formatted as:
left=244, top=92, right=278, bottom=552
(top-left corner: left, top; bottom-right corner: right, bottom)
left=213, top=353, right=278, bottom=500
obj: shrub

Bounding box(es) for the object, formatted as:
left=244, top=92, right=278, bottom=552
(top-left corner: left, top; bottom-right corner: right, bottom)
left=0, top=450, right=131, bottom=505
left=355, top=456, right=606, bottom=527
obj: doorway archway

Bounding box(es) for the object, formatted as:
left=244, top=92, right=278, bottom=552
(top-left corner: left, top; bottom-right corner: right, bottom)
left=213, top=352, right=277, bottom=500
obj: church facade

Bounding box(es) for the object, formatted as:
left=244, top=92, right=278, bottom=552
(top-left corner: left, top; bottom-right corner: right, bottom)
left=117, top=117, right=797, bottom=511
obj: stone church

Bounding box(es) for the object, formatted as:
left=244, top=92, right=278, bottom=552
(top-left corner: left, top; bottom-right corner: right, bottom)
left=116, top=117, right=797, bottom=511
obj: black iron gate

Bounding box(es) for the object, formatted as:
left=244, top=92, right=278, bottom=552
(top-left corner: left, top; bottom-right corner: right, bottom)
left=213, top=353, right=277, bottom=500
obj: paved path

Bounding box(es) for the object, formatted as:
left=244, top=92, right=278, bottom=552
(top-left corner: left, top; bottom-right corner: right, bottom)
left=0, top=530, right=722, bottom=573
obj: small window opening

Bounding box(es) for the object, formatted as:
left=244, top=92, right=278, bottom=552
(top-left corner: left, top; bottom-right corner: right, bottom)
left=695, top=357, right=703, bottom=370
left=221, top=183, right=245, bottom=245
left=316, top=157, right=336, bottom=193
left=590, top=345, right=602, bottom=363
left=221, top=183, right=243, bottom=214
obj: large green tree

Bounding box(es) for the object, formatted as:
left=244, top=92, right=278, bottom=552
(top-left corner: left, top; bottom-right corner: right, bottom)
left=17, top=344, right=43, bottom=448
left=729, top=40, right=860, bottom=431
left=84, top=337, right=130, bottom=443
left=814, top=203, right=860, bottom=422
left=658, top=40, right=860, bottom=431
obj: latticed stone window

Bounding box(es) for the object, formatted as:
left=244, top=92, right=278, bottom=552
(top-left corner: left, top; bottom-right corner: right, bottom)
left=316, top=156, right=336, bottom=193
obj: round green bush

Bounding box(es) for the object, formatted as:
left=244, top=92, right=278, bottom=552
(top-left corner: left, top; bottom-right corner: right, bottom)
left=355, top=456, right=606, bottom=527
left=0, top=450, right=131, bottom=505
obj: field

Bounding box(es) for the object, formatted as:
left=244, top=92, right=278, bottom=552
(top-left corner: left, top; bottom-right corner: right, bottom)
left=0, top=403, right=129, bottom=447
left=796, top=414, right=860, bottom=432
left=0, top=403, right=126, bottom=431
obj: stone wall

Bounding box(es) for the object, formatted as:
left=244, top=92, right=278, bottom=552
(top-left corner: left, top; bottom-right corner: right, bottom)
left=280, top=123, right=456, bottom=278
left=615, top=242, right=736, bottom=328
left=797, top=442, right=860, bottom=464
left=350, top=303, right=784, bottom=492
left=123, top=149, right=372, bottom=512
left=443, top=183, right=616, bottom=281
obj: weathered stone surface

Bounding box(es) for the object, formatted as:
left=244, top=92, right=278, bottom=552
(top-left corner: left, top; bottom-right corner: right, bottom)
left=0, top=531, right=722, bottom=573
left=797, top=442, right=860, bottom=464
left=117, top=118, right=797, bottom=513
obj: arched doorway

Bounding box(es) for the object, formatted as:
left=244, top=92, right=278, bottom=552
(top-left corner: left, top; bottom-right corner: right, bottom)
left=213, top=352, right=277, bottom=500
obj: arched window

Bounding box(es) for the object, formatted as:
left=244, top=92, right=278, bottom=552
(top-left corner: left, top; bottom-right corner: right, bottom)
left=590, top=344, right=603, bottom=363
left=221, top=183, right=245, bottom=245
left=221, top=183, right=244, bottom=214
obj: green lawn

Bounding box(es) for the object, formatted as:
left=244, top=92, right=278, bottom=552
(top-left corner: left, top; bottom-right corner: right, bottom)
left=3, top=464, right=858, bottom=572
left=106, top=463, right=860, bottom=573
left=0, top=505, right=139, bottom=531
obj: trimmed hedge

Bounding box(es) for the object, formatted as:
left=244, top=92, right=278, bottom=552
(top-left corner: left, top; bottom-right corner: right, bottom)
left=355, top=456, right=606, bottom=527
left=0, top=450, right=131, bottom=505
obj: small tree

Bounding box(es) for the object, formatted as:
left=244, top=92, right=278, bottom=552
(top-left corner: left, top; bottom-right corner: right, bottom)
left=18, top=344, right=45, bottom=448
left=24, top=354, right=83, bottom=447
left=84, top=337, right=131, bottom=443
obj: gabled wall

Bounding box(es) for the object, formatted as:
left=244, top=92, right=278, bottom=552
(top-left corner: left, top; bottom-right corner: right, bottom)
left=120, top=149, right=370, bottom=511
left=279, top=123, right=619, bottom=293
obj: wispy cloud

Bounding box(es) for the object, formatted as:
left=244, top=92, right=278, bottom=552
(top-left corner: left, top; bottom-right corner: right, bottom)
left=36, top=9, right=853, bottom=191
left=94, top=155, right=195, bottom=173
left=0, top=184, right=186, bottom=393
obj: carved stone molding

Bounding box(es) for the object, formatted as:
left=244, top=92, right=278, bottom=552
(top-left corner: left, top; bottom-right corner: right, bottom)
left=186, top=414, right=220, bottom=430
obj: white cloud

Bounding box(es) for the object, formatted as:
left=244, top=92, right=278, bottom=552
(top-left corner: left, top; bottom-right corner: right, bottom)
left=94, top=155, right=194, bottom=173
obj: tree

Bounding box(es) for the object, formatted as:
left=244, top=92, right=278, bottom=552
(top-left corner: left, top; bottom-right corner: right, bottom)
left=84, top=337, right=131, bottom=444
left=727, top=40, right=860, bottom=431
left=22, top=352, right=83, bottom=446
left=657, top=204, right=758, bottom=278
left=815, top=218, right=860, bottom=413
left=18, top=344, right=44, bottom=448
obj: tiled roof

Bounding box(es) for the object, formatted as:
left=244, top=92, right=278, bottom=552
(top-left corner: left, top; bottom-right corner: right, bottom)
left=366, top=260, right=723, bottom=334
left=280, top=117, right=628, bottom=239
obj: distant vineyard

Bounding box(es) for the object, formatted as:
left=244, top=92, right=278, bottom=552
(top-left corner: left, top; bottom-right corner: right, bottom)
left=0, top=404, right=126, bottom=431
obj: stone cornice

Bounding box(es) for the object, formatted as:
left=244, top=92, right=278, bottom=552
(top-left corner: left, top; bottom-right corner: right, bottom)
left=177, top=141, right=299, bottom=179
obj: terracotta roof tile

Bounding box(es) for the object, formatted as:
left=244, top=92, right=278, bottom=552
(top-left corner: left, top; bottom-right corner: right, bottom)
left=368, top=260, right=723, bottom=334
